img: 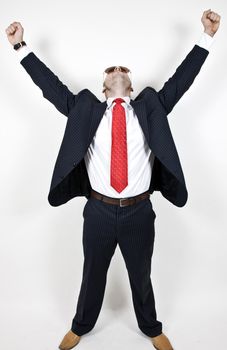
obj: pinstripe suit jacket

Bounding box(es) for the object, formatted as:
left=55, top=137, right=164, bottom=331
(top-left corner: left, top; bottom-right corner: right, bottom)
left=20, top=44, right=209, bottom=207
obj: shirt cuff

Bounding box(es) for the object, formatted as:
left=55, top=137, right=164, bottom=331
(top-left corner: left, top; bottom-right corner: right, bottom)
left=196, top=32, right=215, bottom=51
left=16, top=45, right=33, bottom=61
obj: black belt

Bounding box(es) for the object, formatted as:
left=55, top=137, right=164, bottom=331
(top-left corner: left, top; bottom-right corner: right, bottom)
left=90, top=189, right=150, bottom=207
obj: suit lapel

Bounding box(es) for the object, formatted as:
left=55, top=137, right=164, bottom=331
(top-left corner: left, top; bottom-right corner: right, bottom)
left=87, top=100, right=107, bottom=147
left=130, top=99, right=150, bottom=145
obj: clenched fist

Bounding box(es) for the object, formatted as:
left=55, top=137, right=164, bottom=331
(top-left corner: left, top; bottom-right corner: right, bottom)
left=5, top=21, right=24, bottom=46
left=201, top=9, right=221, bottom=37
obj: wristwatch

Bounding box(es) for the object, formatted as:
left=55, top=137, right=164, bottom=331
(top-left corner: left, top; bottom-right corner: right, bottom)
left=14, top=41, right=26, bottom=50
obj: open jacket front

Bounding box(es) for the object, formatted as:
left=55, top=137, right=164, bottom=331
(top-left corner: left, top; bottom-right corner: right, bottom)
left=20, top=44, right=209, bottom=207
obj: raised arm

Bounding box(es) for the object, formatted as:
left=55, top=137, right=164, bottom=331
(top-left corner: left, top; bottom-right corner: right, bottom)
left=157, top=9, right=221, bottom=115
left=5, top=21, right=78, bottom=117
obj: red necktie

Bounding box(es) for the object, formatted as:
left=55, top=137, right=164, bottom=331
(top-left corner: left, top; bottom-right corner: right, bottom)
left=110, top=98, right=128, bottom=193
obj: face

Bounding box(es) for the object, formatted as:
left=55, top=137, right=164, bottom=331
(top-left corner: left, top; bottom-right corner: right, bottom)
left=102, top=66, right=133, bottom=95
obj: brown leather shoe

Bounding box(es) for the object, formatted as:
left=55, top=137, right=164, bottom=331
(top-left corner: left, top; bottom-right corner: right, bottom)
left=58, top=330, right=81, bottom=350
left=150, top=332, right=174, bottom=350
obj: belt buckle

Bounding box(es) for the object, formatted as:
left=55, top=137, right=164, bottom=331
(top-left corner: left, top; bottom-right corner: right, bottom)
left=119, top=198, right=128, bottom=207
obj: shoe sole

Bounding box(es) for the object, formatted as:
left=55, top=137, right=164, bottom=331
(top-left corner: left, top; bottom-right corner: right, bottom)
left=153, top=344, right=174, bottom=350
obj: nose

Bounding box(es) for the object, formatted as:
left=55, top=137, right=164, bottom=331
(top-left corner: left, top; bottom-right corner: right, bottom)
left=114, top=66, right=122, bottom=72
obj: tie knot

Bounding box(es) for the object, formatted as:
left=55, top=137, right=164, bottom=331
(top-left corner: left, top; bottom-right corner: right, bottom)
left=113, top=98, right=125, bottom=105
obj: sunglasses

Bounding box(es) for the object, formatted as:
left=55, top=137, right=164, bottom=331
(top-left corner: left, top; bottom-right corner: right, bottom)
left=104, top=66, right=131, bottom=74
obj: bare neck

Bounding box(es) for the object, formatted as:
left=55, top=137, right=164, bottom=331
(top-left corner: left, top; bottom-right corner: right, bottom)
left=105, top=88, right=131, bottom=99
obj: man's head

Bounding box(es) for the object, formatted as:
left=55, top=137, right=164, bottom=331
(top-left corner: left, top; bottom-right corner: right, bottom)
left=102, top=66, right=133, bottom=99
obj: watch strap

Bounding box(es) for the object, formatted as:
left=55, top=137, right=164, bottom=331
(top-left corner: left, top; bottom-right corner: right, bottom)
left=14, top=41, right=26, bottom=50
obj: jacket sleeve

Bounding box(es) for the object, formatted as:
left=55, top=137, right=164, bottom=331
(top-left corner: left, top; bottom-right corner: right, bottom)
left=157, top=44, right=209, bottom=115
left=20, top=52, right=78, bottom=117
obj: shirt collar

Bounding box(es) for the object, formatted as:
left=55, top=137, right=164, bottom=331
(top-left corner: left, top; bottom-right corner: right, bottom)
left=106, top=96, right=132, bottom=110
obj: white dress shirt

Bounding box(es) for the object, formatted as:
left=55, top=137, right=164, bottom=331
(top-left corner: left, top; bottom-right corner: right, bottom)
left=17, top=32, right=215, bottom=198
left=84, top=96, right=155, bottom=197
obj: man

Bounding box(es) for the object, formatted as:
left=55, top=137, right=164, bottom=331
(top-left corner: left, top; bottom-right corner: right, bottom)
left=5, top=9, right=221, bottom=350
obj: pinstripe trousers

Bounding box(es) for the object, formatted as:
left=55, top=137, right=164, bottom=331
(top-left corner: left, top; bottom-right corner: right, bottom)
left=71, top=190, right=163, bottom=337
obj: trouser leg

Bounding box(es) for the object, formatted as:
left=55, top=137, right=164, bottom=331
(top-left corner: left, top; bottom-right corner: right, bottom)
left=71, top=197, right=117, bottom=335
left=117, top=197, right=162, bottom=337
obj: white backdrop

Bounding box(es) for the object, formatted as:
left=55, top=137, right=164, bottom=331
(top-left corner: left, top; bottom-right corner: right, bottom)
left=1, top=1, right=227, bottom=349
